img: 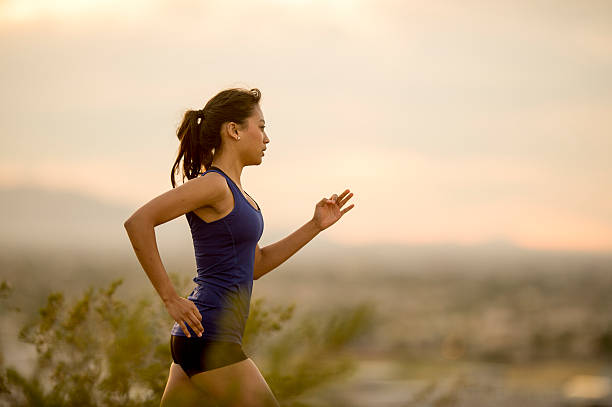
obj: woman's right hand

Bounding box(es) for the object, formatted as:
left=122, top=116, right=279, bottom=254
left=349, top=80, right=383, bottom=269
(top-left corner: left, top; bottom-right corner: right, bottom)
left=164, top=296, right=204, bottom=338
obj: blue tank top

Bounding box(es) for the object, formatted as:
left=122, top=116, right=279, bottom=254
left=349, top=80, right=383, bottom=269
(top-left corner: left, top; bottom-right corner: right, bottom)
left=170, top=166, right=264, bottom=343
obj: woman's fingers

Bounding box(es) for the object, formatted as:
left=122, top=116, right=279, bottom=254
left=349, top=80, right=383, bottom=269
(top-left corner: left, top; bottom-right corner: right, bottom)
left=338, top=192, right=353, bottom=207
left=329, top=190, right=352, bottom=207
left=193, top=306, right=202, bottom=322
left=191, top=312, right=204, bottom=336
left=179, top=315, right=202, bottom=338
left=166, top=297, right=205, bottom=338
left=184, top=310, right=203, bottom=337
left=341, top=203, right=355, bottom=215
left=178, top=320, right=191, bottom=338
left=191, top=305, right=204, bottom=334
left=176, top=306, right=203, bottom=338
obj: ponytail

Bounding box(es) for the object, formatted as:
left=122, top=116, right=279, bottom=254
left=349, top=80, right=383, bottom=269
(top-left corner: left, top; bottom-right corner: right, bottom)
left=171, top=87, right=261, bottom=188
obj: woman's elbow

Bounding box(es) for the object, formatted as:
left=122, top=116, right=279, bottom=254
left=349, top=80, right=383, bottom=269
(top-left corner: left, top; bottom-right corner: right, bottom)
left=124, top=212, right=147, bottom=231
left=124, top=216, right=137, bottom=230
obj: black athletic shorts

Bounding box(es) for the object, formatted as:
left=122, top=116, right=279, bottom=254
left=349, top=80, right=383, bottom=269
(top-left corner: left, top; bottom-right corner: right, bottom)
left=170, top=335, right=248, bottom=377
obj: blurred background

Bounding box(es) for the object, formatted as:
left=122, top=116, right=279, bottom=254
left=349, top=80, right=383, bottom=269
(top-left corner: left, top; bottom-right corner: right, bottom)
left=1, top=0, right=611, bottom=406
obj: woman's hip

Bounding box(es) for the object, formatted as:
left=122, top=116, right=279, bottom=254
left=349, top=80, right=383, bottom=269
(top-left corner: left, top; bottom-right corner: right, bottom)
left=170, top=335, right=248, bottom=378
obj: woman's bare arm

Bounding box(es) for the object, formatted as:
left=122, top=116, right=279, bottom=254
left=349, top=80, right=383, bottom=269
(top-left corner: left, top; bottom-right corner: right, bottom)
left=124, top=173, right=227, bottom=299
left=253, top=190, right=354, bottom=281
left=123, top=172, right=228, bottom=336
left=124, top=219, right=180, bottom=302
left=253, top=220, right=321, bottom=280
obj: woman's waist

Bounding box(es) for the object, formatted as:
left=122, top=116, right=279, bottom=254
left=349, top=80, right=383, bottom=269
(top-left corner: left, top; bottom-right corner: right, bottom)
left=188, top=283, right=252, bottom=308
left=193, top=269, right=253, bottom=287
left=194, top=258, right=255, bottom=272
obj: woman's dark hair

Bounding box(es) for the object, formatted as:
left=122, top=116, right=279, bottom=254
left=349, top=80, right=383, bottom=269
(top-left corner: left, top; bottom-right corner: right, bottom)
left=171, top=87, right=262, bottom=188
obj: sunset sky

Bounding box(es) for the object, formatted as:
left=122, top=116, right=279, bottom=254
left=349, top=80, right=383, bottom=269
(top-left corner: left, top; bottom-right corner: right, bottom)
left=1, top=0, right=611, bottom=252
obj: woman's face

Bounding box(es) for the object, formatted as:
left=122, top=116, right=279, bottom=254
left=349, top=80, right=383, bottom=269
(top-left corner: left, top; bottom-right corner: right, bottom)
left=240, top=104, right=269, bottom=164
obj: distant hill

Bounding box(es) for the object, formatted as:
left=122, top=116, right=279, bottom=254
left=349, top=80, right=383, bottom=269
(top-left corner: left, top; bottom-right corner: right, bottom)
left=0, top=185, right=192, bottom=254
left=1, top=185, right=610, bottom=275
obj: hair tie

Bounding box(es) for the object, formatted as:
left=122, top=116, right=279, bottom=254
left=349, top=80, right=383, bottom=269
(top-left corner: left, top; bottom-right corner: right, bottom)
left=195, top=109, right=205, bottom=124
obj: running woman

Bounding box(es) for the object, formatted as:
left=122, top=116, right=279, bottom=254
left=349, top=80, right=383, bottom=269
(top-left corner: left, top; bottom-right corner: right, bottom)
left=124, top=87, right=355, bottom=407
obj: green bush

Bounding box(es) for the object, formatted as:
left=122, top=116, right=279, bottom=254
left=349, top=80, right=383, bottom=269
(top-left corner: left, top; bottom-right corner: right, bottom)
left=0, top=277, right=376, bottom=407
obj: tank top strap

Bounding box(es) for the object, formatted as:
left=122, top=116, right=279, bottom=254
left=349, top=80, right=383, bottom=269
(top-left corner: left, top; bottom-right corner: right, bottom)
left=200, top=166, right=261, bottom=212
left=201, top=167, right=247, bottom=202
left=201, top=166, right=236, bottom=189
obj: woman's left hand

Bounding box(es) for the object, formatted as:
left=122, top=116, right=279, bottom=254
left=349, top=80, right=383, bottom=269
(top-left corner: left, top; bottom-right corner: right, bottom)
left=312, top=189, right=355, bottom=232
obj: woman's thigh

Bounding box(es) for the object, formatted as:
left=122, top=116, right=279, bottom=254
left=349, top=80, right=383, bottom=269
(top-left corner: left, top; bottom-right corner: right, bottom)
left=190, top=357, right=280, bottom=407
left=160, top=362, right=214, bottom=407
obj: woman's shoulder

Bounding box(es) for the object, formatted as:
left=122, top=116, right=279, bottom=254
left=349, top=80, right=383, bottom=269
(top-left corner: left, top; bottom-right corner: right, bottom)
left=190, top=171, right=232, bottom=201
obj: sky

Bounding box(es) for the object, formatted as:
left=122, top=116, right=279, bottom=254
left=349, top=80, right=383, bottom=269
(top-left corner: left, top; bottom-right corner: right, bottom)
left=1, top=0, right=611, bottom=252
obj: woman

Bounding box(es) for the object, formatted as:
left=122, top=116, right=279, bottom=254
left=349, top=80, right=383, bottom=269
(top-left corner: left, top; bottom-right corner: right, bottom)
left=124, top=87, right=354, bottom=407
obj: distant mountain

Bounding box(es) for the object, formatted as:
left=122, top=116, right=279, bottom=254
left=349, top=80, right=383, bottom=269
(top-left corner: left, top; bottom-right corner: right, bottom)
left=1, top=185, right=610, bottom=273
left=0, top=185, right=192, bottom=254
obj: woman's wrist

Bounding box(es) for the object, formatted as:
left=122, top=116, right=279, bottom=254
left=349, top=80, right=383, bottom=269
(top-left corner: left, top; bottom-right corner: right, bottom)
left=308, top=218, right=323, bottom=234
left=161, top=292, right=180, bottom=305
